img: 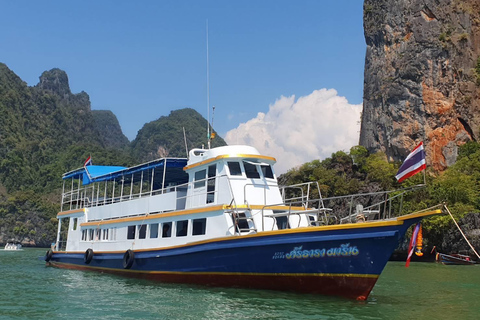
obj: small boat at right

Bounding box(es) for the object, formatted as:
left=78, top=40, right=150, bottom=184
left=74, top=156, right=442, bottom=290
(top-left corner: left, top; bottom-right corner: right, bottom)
left=436, top=252, right=476, bottom=265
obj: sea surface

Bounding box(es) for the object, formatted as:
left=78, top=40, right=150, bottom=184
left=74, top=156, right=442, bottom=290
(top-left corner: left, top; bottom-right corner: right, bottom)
left=0, top=248, right=479, bottom=319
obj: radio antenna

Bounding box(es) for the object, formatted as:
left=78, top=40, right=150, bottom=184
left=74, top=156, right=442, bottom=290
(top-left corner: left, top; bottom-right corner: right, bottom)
left=183, top=127, right=188, bottom=158
left=206, top=19, right=211, bottom=149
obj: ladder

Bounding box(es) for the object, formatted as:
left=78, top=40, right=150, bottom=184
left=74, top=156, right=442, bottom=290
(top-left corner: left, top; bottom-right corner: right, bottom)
left=228, top=209, right=257, bottom=235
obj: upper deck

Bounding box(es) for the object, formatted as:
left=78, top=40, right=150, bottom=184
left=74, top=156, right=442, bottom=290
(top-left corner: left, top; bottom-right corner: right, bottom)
left=60, top=145, right=283, bottom=221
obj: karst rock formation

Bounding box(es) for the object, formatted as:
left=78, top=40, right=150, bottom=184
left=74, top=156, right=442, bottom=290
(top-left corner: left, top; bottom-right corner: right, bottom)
left=360, top=0, right=480, bottom=170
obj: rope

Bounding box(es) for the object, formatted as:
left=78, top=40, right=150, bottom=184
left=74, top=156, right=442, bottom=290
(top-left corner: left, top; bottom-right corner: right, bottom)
left=443, top=204, right=480, bottom=260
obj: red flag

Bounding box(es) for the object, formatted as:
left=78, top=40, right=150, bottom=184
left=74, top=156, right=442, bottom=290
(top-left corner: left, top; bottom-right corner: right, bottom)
left=84, top=156, right=92, bottom=167
left=406, top=223, right=421, bottom=267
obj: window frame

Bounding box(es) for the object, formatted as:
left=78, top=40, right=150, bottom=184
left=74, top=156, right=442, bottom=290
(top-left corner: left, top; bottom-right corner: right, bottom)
left=176, top=220, right=188, bottom=237
left=162, top=222, right=172, bottom=238
left=138, top=224, right=147, bottom=239
left=127, top=225, right=136, bottom=240
left=149, top=223, right=159, bottom=239
left=227, top=162, right=242, bottom=176
left=194, top=170, right=206, bottom=188
left=243, top=161, right=260, bottom=179
left=260, top=164, right=274, bottom=179
left=192, top=218, right=207, bottom=236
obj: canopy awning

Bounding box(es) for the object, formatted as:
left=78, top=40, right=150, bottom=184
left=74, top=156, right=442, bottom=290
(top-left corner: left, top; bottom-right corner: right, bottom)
left=62, top=158, right=188, bottom=186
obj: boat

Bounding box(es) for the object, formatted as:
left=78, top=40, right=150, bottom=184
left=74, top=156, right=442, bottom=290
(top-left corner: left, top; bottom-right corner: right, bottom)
left=431, top=246, right=477, bottom=265
left=4, top=242, right=22, bottom=250
left=437, top=253, right=476, bottom=265
left=44, top=145, right=441, bottom=300
left=436, top=252, right=476, bottom=265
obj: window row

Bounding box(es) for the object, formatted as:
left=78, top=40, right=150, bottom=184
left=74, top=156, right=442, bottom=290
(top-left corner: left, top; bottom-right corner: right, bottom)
left=227, top=161, right=274, bottom=179
left=126, top=218, right=207, bottom=240
left=80, top=218, right=207, bottom=242
left=81, top=228, right=117, bottom=241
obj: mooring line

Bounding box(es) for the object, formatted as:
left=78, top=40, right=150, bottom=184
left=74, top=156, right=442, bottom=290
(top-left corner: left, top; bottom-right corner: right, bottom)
left=443, top=204, right=480, bottom=260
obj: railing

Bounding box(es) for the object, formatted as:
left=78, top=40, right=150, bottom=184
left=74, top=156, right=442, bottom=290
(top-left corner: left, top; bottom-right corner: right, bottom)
left=280, top=181, right=325, bottom=209
left=258, top=184, right=426, bottom=230
left=60, top=175, right=226, bottom=212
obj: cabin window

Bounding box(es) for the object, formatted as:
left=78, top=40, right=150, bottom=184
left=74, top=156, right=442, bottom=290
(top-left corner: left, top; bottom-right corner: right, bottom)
left=72, top=218, right=78, bottom=231
left=276, top=216, right=290, bottom=230
left=162, top=222, right=172, bottom=238
left=102, top=229, right=109, bottom=240
left=127, top=225, right=136, bottom=240
left=227, top=162, right=242, bottom=176
left=88, top=229, right=94, bottom=241
left=176, top=220, right=188, bottom=237
left=81, top=230, right=87, bottom=241
left=243, top=161, right=260, bottom=179
left=138, top=224, right=147, bottom=239
left=110, top=228, right=117, bottom=241
left=150, top=223, right=159, bottom=238
left=207, top=164, right=216, bottom=204
left=95, top=229, right=101, bottom=241
left=260, top=164, right=274, bottom=179
left=194, top=170, right=206, bottom=188
left=192, top=218, right=207, bottom=236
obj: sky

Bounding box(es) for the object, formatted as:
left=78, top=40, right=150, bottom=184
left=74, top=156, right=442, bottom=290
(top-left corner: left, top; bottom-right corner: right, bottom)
left=1, top=0, right=366, bottom=173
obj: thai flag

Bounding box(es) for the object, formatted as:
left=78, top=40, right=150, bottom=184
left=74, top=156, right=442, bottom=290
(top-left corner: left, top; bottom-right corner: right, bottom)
left=406, top=223, right=421, bottom=267
left=84, top=156, right=92, bottom=167
left=395, top=142, right=426, bottom=183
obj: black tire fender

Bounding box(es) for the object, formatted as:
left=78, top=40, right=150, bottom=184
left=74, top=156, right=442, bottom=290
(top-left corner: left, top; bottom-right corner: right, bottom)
left=123, top=249, right=135, bottom=269
left=45, top=249, right=53, bottom=262
left=84, top=248, right=94, bottom=264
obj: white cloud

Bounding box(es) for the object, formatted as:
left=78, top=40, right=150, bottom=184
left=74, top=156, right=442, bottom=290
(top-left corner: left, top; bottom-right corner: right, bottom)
left=225, top=89, right=362, bottom=174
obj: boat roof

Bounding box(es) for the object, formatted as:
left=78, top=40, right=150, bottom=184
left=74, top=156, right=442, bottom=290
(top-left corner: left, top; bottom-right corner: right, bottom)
left=185, top=145, right=276, bottom=171
left=63, top=158, right=188, bottom=185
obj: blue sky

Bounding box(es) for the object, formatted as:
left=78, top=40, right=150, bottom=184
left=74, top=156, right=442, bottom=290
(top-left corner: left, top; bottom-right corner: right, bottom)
left=1, top=1, right=365, bottom=171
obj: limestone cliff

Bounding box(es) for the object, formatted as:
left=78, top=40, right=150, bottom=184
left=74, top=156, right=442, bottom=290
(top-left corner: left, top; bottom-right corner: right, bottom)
left=360, top=0, right=480, bottom=170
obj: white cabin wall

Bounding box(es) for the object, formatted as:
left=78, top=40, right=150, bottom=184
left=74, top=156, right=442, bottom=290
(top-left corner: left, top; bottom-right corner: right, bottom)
left=87, top=192, right=178, bottom=221
left=65, top=214, right=85, bottom=251
left=75, top=210, right=229, bottom=252
left=251, top=209, right=277, bottom=232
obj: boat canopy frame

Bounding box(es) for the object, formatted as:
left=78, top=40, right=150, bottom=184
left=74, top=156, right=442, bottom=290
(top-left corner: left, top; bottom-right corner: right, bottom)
left=61, top=158, right=189, bottom=211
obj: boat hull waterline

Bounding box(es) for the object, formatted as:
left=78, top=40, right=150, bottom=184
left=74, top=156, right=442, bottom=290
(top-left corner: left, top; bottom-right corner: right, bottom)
left=46, top=214, right=431, bottom=300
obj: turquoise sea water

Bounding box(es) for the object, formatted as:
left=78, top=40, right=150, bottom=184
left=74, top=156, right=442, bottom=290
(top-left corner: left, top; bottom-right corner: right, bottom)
left=0, top=248, right=479, bottom=319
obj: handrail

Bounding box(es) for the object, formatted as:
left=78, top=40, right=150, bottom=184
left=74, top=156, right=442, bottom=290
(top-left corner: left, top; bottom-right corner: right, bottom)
left=258, top=184, right=425, bottom=229
left=280, top=181, right=325, bottom=209
left=61, top=174, right=226, bottom=211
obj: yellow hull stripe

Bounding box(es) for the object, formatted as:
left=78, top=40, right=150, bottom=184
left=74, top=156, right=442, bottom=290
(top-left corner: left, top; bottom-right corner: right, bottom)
left=396, top=209, right=442, bottom=221
left=184, top=154, right=276, bottom=171
left=49, top=262, right=378, bottom=278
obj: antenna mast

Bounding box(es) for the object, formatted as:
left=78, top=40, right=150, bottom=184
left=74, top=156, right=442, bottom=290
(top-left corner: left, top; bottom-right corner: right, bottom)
left=206, top=19, right=211, bottom=149
left=183, top=127, right=188, bottom=158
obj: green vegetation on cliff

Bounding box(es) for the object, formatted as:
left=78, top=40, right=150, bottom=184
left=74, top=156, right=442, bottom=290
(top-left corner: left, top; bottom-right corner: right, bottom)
left=0, top=64, right=228, bottom=246
left=131, top=108, right=226, bottom=161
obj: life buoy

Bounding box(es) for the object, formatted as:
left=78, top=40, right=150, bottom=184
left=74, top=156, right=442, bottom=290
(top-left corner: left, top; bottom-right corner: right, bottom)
left=45, top=249, right=53, bottom=262
left=84, top=248, right=94, bottom=264
left=123, top=249, right=135, bottom=269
